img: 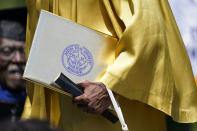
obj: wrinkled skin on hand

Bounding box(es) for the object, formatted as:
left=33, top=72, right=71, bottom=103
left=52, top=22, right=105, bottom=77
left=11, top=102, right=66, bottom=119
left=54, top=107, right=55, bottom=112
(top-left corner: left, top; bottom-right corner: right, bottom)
left=73, top=80, right=111, bottom=114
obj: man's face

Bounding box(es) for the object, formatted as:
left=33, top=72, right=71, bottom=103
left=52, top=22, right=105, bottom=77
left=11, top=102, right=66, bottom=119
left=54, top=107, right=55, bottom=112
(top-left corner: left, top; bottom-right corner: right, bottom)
left=0, top=38, right=25, bottom=91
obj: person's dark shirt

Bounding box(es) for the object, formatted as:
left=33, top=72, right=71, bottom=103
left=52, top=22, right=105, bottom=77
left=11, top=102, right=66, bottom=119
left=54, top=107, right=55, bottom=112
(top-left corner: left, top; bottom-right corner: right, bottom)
left=0, top=84, right=26, bottom=121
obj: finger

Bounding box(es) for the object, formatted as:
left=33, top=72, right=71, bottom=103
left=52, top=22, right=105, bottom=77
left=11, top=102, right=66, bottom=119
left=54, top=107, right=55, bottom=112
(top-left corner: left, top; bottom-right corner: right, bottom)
left=87, top=104, right=100, bottom=114
left=80, top=104, right=96, bottom=114
left=74, top=95, right=84, bottom=101
left=88, top=99, right=109, bottom=114
left=74, top=94, right=90, bottom=103
left=73, top=99, right=88, bottom=105
left=76, top=80, right=91, bottom=88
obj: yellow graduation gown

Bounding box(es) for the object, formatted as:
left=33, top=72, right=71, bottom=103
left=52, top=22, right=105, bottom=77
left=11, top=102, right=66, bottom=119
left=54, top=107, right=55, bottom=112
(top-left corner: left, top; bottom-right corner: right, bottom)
left=196, top=78, right=197, bottom=85
left=22, top=0, right=197, bottom=131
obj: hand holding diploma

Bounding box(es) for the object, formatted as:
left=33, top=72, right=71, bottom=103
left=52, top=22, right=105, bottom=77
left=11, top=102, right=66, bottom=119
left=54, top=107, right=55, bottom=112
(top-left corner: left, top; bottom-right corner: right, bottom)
left=53, top=73, right=118, bottom=123
left=74, top=80, right=111, bottom=114
left=74, top=80, right=129, bottom=131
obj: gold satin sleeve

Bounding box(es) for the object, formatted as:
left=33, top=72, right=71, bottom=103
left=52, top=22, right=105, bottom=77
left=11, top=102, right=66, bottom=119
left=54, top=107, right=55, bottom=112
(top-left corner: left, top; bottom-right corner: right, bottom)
left=100, top=0, right=197, bottom=123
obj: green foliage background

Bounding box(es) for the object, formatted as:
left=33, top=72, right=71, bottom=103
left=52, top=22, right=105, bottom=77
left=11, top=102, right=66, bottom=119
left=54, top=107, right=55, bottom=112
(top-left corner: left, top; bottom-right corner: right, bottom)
left=0, top=0, right=26, bottom=10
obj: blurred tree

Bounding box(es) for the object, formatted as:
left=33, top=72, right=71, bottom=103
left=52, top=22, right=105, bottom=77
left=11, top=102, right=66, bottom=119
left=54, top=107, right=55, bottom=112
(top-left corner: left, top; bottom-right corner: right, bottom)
left=0, top=0, right=26, bottom=10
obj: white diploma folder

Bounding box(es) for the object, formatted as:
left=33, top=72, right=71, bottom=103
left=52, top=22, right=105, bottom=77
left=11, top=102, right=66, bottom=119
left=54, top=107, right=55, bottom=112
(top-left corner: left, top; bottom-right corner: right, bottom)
left=23, top=10, right=117, bottom=94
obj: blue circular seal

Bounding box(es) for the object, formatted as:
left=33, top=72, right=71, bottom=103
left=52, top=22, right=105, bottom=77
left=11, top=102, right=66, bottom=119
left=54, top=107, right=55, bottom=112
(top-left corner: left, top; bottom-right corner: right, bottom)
left=62, top=44, right=94, bottom=76
left=190, top=0, right=197, bottom=6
